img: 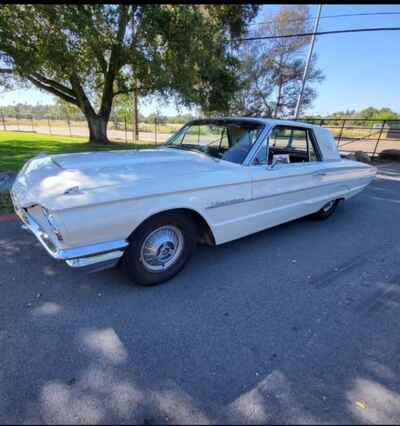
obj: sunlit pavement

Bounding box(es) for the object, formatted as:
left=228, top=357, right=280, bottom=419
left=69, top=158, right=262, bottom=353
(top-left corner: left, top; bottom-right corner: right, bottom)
left=1, top=163, right=400, bottom=424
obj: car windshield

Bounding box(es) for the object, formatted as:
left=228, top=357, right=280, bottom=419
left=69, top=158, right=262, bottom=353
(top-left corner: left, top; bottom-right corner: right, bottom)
left=164, top=120, right=264, bottom=164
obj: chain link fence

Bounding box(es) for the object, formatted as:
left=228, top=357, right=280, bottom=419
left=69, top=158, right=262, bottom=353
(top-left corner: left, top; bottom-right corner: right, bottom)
left=1, top=112, right=400, bottom=158
left=0, top=111, right=182, bottom=144
left=297, top=118, right=400, bottom=159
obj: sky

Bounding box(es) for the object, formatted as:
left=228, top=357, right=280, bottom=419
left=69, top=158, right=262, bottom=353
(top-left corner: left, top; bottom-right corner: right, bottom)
left=1, top=4, right=400, bottom=117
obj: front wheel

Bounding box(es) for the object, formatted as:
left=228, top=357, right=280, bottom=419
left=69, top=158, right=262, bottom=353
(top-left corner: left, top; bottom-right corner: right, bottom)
left=124, top=212, right=196, bottom=286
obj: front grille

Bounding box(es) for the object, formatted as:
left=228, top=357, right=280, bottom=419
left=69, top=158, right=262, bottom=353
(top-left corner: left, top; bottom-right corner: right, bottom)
left=10, top=189, right=17, bottom=206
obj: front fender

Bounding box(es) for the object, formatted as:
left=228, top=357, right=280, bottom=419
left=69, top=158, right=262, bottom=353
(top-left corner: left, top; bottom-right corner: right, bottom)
left=55, top=190, right=218, bottom=248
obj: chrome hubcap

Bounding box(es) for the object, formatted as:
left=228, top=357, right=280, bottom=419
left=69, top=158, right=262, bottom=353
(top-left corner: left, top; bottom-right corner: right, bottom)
left=322, top=200, right=335, bottom=212
left=140, top=225, right=184, bottom=272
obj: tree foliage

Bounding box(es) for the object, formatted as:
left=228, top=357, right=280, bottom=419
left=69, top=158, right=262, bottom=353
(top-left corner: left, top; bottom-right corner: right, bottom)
left=0, top=4, right=258, bottom=142
left=327, top=107, right=399, bottom=121
left=229, top=5, right=324, bottom=118
left=359, top=107, right=399, bottom=121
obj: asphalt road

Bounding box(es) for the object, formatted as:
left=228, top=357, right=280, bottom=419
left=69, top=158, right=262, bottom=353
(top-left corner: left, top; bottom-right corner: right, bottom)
left=1, top=163, right=400, bottom=425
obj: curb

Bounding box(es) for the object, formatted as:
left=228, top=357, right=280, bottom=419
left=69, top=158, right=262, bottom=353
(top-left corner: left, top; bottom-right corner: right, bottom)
left=0, top=214, right=17, bottom=222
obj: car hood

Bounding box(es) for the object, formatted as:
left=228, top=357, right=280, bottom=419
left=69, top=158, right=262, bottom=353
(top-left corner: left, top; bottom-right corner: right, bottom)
left=11, top=148, right=244, bottom=210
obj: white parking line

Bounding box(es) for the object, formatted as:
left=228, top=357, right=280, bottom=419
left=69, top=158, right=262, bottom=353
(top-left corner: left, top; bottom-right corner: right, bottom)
left=368, top=195, right=400, bottom=204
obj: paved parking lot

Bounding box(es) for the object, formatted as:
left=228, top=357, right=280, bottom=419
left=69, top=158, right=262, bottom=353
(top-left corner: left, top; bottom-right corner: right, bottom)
left=1, top=163, right=400, bottom=424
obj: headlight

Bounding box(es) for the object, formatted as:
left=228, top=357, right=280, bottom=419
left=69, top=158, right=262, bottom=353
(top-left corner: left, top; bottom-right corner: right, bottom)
left=41, top=207, right=64, bottom=242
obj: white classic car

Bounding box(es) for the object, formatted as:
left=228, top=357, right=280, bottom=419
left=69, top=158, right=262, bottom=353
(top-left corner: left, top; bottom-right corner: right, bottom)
left=11, top=118, right=376, bottom=286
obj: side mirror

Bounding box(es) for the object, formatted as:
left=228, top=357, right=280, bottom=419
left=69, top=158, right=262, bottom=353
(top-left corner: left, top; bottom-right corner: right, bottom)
left=270, top=154, right=290, bottom=169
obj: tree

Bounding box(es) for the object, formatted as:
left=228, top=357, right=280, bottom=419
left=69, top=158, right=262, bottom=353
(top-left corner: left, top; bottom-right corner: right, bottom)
left=55, top=99, right=82, bottom=121
left=375, top=109, right=398, bottom=121
left=360, top=107, right=398, bottom=121
left=110, top=92, right=146, bottom=132
left=228, top=43, right=275, bottom=117
left=229, top=5, right=324, bottom=118
left=0, top=4, right=258, bottom=143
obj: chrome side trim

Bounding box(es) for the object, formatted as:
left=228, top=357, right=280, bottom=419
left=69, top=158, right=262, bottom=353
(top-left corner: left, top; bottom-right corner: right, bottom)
left=207, top=197, right=248, bottom=209
left=246, top=165, right=374, bottom=185
left=205, top=179, right=362, bottom=210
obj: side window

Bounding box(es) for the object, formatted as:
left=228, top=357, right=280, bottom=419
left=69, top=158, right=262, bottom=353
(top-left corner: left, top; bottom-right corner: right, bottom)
left=270, top=127, right=294, bottom=149
left=290, top=129, right=308, bottom=152
left=267, top=126, right=319, bottom=165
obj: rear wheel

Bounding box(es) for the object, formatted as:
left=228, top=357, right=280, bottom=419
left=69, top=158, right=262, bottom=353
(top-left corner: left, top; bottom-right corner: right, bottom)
left=312, top=199, right=340, bottom=220
left=124, top=212, right=196, bottom=286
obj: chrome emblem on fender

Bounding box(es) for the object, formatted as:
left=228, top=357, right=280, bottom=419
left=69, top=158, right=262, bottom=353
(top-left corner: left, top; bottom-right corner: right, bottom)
left=207, top=198, right=247, bottom=209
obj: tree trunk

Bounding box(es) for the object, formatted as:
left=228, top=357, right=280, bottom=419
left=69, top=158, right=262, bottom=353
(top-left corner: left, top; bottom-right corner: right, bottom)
left=87, top=114, right=110, bottom=144
left=273, top=79, right=283, bottom=119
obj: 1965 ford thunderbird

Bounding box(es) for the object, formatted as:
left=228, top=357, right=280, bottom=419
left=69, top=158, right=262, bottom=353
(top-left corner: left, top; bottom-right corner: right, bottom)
left=11, top=118, right=376, bottom=286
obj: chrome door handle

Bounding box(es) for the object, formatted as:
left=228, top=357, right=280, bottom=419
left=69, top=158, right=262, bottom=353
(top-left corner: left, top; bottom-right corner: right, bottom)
left=312, top=171, right=327, bottom=177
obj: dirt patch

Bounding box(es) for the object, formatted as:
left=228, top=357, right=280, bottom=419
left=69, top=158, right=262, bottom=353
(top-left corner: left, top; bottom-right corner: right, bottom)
left=0, top=191, right=14, bottom=215
left=0, top=172, right=17, bottom=192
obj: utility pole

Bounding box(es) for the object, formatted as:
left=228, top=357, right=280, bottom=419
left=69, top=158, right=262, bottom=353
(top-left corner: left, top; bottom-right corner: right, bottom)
left=133, top=80, right=139, bottom=143
left=294, top=4, right=322, bottom=119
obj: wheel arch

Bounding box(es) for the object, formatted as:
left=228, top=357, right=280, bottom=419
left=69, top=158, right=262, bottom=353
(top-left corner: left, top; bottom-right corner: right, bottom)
left=128, top=207, right=216, bottom=246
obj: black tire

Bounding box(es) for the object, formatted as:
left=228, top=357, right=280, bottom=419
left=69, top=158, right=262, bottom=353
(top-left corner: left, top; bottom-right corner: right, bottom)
left=312, top=199, right=340, bottom=220
left=124, top=212, right=196, bottom=286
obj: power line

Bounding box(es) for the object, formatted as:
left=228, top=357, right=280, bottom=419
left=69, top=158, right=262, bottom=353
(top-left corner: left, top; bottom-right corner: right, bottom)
left=237, top=26, right=400, bottom=42
left=248, top=11, right=400, bottom=27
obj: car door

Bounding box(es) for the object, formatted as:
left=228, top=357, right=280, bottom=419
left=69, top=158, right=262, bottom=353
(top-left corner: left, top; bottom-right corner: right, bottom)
left=247, top=125, right=327, bottom=233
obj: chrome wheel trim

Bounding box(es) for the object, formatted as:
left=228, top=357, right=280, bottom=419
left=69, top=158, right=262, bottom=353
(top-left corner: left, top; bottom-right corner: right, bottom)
left=322, top=200, right=335, bottom=212
left=140, top=225, right=184, bottom=272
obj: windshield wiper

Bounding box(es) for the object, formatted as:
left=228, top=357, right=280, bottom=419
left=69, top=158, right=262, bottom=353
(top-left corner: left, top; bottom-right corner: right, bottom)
left=163, top=144, right=185, bottom=150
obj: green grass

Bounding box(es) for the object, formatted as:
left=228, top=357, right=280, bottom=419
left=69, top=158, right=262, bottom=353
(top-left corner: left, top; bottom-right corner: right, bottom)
left=0, top=131, right=156, bottom=172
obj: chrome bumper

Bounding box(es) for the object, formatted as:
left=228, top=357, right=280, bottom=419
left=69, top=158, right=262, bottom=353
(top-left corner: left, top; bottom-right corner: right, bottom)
left=15, top=207, right=128, bottom=272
